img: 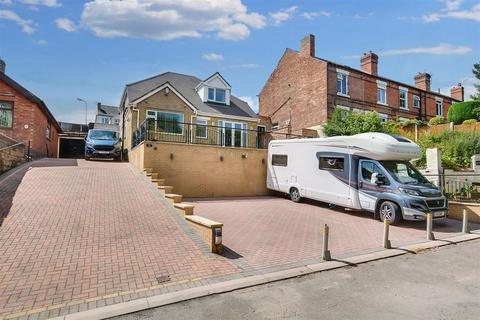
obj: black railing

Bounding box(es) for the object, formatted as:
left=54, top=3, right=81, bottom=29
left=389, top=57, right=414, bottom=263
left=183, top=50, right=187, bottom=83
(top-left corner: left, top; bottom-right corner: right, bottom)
left=132, top=119, right=305, bottom=149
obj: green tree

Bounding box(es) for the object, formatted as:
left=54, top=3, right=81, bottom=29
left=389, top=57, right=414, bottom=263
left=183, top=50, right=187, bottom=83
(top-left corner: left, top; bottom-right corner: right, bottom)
left=323, top=107, right=385, bottom=137
left=473, top=62, right=480, bottom=100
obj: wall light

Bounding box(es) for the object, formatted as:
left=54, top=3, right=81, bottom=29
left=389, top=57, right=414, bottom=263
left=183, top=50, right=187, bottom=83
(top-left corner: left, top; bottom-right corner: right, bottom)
left=170, top=153, right=174, bottom=160
left=220, top=155, right=224, bottom=162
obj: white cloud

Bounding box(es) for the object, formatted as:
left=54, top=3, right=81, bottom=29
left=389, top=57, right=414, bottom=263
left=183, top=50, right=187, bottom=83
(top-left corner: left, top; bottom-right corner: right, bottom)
left=19, top=0, right=60, bottom=7
left=238, top=96, right=258, bottom=113
left=0, top=9, right=35, bottom=33
left=36, top=39, right=47, bottom=45
left=382, top=43, right=472, bottom=56
left=270, top=6, right=297, bottom=25
left=0, top=0, right=13, bottom=5
left=423, top=0, right=480, bottom=22
left=55, top=18, right=76, bottom=32
left=202, top=53, right=224, bottom=61
left=80, top=0, right=266, bottom=41
left=301, top=11, right=330, bottom=20
left=353, top=12, right=374, bottom=19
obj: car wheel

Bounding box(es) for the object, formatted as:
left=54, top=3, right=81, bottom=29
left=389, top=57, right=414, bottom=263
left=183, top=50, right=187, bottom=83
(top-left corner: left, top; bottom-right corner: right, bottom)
left=85, top=156, right=90, bottom=161
left=290, top=187, right=301, bottom=203
left=378, top=201, right=402, bottom=225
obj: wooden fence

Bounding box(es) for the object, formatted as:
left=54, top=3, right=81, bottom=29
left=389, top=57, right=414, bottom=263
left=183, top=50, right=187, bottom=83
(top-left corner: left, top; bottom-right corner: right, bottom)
left=399, top=122, right=480, bottom=141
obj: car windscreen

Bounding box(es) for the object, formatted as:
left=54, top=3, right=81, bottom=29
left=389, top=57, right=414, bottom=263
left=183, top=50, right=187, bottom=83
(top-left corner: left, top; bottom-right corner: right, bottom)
left=379, top=160, right=429, bottom=185
left=89, top=130, right=117, bottom=140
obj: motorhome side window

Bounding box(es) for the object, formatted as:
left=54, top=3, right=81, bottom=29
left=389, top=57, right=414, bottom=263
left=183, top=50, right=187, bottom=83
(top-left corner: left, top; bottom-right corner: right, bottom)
left=319, top=157, right=344, bottom=171
left=272, top=154, right=288, bottom=166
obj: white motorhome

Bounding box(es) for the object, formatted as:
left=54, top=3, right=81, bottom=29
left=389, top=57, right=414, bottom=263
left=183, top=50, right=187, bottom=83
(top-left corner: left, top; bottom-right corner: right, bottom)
left=267, top=133, right=447, bottom=224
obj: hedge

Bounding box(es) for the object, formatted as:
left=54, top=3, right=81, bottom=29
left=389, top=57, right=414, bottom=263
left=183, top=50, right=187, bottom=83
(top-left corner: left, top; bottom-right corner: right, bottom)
left=447, top=100, right=480, bottom=124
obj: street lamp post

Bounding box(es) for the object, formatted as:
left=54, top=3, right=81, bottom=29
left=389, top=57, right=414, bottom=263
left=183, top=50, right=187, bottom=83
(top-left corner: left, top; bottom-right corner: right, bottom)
left=76, top=98, right=88, bottom=126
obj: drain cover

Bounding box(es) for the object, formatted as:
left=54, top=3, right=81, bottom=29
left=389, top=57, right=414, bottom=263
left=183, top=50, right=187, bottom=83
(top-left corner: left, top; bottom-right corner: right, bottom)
left=156, top=275, right=171, bottom=284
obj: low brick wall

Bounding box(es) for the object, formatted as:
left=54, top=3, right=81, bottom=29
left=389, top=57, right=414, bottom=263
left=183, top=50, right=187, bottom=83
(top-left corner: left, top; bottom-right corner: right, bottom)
left=449, top=201, right=480, bottom=223
left=0, top=135, right=25, bottom=173
left=130, top=141, right=269, bottom=198
left=185, top=216, right=223, bottom=254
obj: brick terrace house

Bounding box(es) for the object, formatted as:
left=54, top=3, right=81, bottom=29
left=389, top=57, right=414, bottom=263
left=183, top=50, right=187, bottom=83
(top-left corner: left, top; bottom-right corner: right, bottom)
left=0, top=59, right=61, bottom=158
left=259, top=34, right=464, bottom=136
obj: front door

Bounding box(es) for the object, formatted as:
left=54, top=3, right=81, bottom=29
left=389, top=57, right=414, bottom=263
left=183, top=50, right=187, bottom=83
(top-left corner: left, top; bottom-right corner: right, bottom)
left=220, top=121, right=246, bottom=147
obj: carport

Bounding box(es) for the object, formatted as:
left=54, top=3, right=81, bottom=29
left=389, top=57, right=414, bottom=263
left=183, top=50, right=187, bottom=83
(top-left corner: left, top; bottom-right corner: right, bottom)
left=57, top=122, right=88, bottom=158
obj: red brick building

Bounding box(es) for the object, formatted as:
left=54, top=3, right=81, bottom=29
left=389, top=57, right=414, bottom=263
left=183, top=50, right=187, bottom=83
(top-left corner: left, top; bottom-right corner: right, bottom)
left=259, top=34, right=464, bottom=136
left=0, top=60, right=61, bottom=158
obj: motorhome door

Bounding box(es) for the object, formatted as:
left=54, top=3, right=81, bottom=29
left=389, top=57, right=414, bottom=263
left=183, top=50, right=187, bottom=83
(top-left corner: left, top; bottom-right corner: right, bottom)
left=358, top=160, right=389, bottom=210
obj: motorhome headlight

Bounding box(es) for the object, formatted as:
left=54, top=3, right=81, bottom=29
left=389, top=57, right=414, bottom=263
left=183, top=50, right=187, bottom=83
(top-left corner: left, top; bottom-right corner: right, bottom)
left=400, top=188, right=421, bottom=196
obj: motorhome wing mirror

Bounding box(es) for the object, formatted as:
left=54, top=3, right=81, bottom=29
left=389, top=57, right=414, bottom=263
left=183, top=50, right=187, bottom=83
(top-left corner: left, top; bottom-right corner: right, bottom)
left=374, top=173, right=387, bottom=185
left=370, top=172, right=379, bottom=185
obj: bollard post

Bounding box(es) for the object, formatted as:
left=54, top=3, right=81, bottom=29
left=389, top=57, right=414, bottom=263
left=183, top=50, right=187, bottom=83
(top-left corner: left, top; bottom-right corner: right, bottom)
left=426, top=213, right=435, bottom=240
left=462, top=209, right=470, bottom=234
left=322, top=224, right=331, bottom=261
left=383, top=219, right=392, bottom=249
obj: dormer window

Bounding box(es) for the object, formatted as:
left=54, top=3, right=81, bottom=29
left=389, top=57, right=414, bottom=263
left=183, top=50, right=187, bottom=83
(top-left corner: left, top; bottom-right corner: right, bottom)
left=208, top=87, right=226, bottom=103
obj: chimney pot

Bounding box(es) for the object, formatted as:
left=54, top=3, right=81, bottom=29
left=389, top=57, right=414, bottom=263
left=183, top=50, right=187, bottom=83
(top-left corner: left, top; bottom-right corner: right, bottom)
left=300, top=34, right=315, bottom=57
left=360, top=51, right=378, bottom=76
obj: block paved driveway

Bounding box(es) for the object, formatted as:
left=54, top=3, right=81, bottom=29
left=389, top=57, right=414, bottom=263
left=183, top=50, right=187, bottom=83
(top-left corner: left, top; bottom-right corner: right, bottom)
left=188, top=197, right=479, bottom=270
left=0, top=159, right=236, bottom=318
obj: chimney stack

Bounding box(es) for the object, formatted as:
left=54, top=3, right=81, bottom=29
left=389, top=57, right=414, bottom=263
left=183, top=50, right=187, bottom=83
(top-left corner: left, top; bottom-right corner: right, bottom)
left=360, top=51, right=378, bottom=76
left=451, top=83, right=464, bottom=101
left=300, top=34, right=315, bottom=57
left=0, top=58, right=5, bottom=74
left=414, top=73, right=431, bottom=92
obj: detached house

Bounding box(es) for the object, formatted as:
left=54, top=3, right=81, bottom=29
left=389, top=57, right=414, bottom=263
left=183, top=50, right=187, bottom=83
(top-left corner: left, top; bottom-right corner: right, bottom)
left=120, top=71, right=259, bottom=156
left=259, top=34, right=464, bottom=136
left=0, top=59, right=61, bottom=158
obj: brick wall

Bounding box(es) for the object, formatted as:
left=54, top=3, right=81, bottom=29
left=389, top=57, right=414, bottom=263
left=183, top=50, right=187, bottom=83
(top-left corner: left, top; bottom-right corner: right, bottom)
left=0, top=79, right=59, bottom=158
left=258, top=49, right=328, bottom=135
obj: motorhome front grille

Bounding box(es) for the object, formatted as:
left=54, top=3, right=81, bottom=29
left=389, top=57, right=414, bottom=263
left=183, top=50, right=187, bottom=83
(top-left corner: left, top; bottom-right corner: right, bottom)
left=426, top=199, right=445, bottom=209
left=94, top=145, right=114, bottom=151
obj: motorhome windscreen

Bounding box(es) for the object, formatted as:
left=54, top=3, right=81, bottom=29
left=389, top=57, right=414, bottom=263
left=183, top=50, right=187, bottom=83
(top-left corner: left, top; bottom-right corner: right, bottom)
left=319, top=157, right=344, bottom=171
left=380, top=161, right=429, bottom=185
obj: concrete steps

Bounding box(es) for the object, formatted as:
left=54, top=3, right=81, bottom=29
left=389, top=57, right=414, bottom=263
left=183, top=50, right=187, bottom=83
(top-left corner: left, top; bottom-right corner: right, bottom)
left=174, top=203, right=194, bottom=216
left=157, top=185, right=174, bottom=194
left=151, top=178, right=166, bottom=186
left=165, top=194, right=182, bottom=204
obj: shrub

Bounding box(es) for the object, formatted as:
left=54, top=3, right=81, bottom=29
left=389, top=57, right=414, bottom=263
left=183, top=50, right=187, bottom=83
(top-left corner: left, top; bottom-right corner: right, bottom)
left=447, top=100, right=480, bottom=124
left=463, top=119, right=477, bottom=125
left=399, top=119, right=428, bottom=127
left=323, top=107, right=385, bottom=136
left=428, top=116, right=447, bottom=126
left=414, top=131, right=480, bottom=169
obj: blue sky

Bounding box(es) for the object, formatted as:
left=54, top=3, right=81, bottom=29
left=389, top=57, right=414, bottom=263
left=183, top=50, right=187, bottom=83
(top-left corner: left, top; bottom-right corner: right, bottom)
left=0, top=0, right=479, bottom=123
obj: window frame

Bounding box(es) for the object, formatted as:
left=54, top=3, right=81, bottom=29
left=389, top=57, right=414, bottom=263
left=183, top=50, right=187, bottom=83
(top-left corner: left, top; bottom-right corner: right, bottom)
left=435, top=97, right=443, bottom=117
left=376, top=80, right=388, bottom=106
left=319, top=156, right=345, bottom=172
left=413, top=95, right=420, bottom=108
left=195, top=118, right=208, bottom=139
left=207, top=87, right=226, bottom=103
left=272, top=154, right=288, bottom=167
left=399, top=87, right=408, bottom=110
left=146, top=110, right=185, bottom=135
left=336, top=69, right=349, bottom=97
left=0, top=101, right=13, bottom=128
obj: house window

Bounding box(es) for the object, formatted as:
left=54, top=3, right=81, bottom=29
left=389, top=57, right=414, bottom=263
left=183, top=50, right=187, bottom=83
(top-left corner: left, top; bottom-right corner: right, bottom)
left=399, top=87, right=408, bottom=109
left=319, top=156, right=344, bottom=172
left=336, top=71, right=348, bottom=96
left=146, top=110, right=184, bottom=134
left=100, top=116, right=110, bottom=124
left=0, top=101, right=13, bottom=128
left=218, top=120, right=247, bottom=147
left=379, top=113, right=389, bottom=123
left=196, top=118, right=208, bottom=139
left=377, top=81, right=387, bottom=105
left=413, top=95, right=420, bottom=108
left=270, top=122, right=279, bottom=130
left=208, top=87, right=226, bottom=103
left=114, top=118, right=120, bottom=124
left=45, top=123, right=51, bottom=140
left=272, top=154, right=288, bottom=167
left=436, top=98, right=443, bottom=116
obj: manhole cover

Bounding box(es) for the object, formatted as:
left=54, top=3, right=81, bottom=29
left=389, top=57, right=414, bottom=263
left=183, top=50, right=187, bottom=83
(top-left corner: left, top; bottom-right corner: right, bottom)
left=156, top=275, right=171, bottom=284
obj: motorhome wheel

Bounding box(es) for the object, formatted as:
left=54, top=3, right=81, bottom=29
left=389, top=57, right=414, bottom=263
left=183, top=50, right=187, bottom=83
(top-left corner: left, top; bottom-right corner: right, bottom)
left=378, top=201, right=401, bottom=225
left=290, top=188, right=301, bottom=203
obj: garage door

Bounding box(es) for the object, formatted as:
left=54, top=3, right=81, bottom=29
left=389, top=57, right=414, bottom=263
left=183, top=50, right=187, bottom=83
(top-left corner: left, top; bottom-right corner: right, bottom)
left=59, top=138, right=85, bottom=159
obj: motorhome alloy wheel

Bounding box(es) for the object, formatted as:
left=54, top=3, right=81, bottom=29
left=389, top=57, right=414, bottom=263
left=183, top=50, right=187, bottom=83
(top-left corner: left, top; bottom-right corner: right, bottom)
left=290, top=188, right=301, bottom=203
left=379, top=201, right=401, bottom=224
